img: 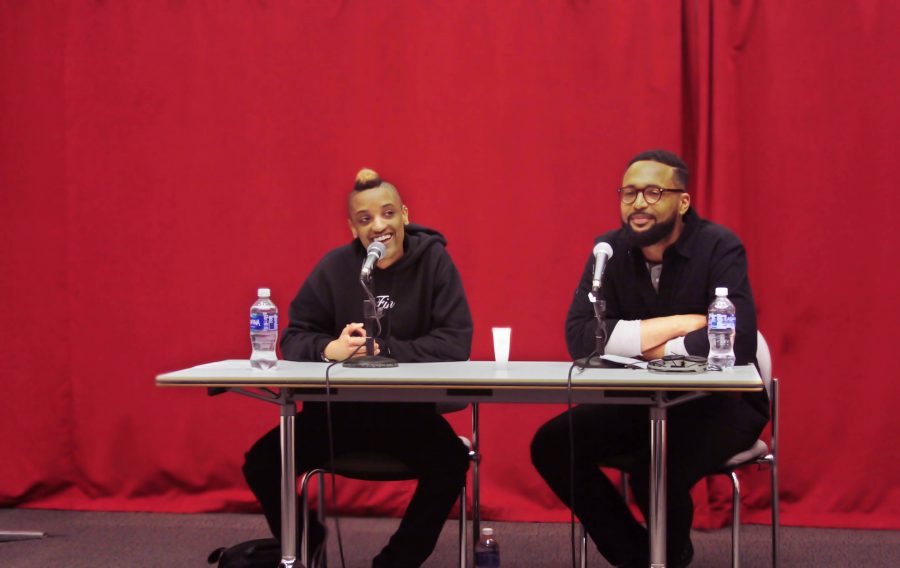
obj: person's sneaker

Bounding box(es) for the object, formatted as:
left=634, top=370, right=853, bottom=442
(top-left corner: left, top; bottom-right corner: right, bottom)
left=372, top=548, right=400, bottom=568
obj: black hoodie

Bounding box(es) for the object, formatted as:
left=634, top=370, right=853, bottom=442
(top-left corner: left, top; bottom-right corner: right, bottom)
left=281, top=224, right=473, bottom=363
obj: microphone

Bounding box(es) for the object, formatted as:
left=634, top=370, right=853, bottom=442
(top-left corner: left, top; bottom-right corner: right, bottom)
left=360, top=241, right=386, bottom=279
left=591, top=242, right=614, bottom=292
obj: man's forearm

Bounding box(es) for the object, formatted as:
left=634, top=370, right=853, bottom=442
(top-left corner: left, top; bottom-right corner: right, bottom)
left=640, top=314, right=707, bottom=355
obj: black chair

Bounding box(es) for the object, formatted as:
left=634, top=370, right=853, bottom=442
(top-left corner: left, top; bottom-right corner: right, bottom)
left=299, top=403, right=481, bottom=568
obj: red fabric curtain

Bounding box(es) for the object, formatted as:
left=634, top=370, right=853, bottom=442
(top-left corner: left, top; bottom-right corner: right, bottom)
left=1, top=1, right=897, bottom=530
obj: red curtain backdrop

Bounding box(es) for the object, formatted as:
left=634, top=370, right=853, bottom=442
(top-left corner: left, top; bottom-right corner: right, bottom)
left=2, top=1, right=898, bottom=530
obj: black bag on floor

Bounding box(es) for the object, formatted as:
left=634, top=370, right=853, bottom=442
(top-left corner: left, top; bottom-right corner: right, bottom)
left=208, top=538, right=282, bottom=568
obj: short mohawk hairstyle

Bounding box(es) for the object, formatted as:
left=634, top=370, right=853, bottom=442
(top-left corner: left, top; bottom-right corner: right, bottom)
left=354, top=168, right=383, bottom=191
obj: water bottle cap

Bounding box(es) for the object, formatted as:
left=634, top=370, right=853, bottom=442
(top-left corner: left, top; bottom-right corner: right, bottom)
left=257, top=288, right=271, bottom=298
left=715, top=287, right=728, bottom=297
left=481, top=527, right=494, bottom=537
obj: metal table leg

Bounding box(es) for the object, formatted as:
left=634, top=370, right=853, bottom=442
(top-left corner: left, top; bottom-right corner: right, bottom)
left=649, top=401, right=667, bottom=568
left=471, top=402, right=481, bottom=556
left=280, top=396, right=298, bottom=568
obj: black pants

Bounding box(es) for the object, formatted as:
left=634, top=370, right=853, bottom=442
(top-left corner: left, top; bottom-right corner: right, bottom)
left=243, top=402, right=469, bottom=568
left=530, top=394, right=768, bottom=567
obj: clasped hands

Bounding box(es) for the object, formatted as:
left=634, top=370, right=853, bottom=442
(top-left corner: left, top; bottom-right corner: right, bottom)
left=323, top=322, right=381, bottom=361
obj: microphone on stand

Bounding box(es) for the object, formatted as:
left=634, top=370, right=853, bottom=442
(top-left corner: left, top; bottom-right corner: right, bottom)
left=360, top=241, right=386, bottom=280
left=576, top=241, right=617, bottom=369
left=344, top=240, right=398, bottom=368
left=591, top=242, right=614, bottom=293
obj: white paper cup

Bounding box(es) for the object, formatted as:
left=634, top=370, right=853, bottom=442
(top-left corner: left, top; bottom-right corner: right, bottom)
left=492, top=327, right=511, bottom=365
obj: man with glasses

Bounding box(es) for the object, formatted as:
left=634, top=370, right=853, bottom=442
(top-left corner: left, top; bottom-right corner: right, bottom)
left=531, top=149, right=769, bottom=568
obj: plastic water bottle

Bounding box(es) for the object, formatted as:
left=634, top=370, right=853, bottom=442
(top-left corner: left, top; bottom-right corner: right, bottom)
left=250, top=288, right=278, bottom=370
left=475, top=527, right=500, bottom=567
left=707, top=287, right=736, bottom=370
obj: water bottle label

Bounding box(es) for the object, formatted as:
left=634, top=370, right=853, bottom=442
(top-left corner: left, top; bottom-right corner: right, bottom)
left=475, top=552, right=500, bottom=567
left=708, top=313, right=736, bottom=330
left=250, top=314, right=277, bottom=331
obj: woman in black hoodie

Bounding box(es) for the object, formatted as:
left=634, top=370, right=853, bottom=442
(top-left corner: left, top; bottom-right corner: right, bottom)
left=242, top=168, right=474, bottom=568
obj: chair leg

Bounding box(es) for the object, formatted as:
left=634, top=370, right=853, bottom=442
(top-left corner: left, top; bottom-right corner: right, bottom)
left=579, top=524, right=588, bottom=568
left=730, top=471, right=740, bottom=568
left=317, top=470, right=326, bottom=525
left=771, top=460, right=779, bottom=568
left=299, top=468, right=326, bottom=567
left=459, top=485, right=467, bottom=568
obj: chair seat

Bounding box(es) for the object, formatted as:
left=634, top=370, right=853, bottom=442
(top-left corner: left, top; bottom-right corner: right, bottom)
left=325, top=451, right=417, bottom=481
left=316, top=435, right=474, bottom=481
left=723, top=438, right=770, bottom=469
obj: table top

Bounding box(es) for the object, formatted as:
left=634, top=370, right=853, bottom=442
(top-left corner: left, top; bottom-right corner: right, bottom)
left=156, top=360, right=762, bottom=392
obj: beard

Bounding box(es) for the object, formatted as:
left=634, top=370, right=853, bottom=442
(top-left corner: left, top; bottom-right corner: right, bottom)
left=622, top=213, right=677, bottom=248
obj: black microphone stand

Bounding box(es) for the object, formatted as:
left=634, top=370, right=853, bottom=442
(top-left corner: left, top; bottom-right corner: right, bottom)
left=343, top=272, right=398, bottom=368
left=574, top=288, right=619, bottom=369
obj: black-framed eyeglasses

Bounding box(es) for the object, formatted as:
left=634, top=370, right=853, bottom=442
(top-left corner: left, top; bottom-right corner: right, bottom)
left=618, top=185, right=686, bottom=205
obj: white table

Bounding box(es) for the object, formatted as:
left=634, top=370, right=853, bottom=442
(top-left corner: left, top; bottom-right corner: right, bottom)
left=157, top=360, right=762, bottom=568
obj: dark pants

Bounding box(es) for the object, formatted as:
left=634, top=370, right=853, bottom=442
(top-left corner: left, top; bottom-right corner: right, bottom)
left=243, top=402, right=469, bottom=568
left=530, top=394, right=768, bottom=567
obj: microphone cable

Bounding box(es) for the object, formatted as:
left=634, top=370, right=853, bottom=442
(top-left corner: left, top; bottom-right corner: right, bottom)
left=566, top=360, right=580, bottom=568
left=315, top=249, right=386, bottom=566
left=591, top=292, right=608, bottom=355
left=570, top=303, right=602, bottom=567
left=568, top=295, right=604, bottom=568
left=322, top=342, right=364, bottom=568
left=359, top=277, right=385, bottom=340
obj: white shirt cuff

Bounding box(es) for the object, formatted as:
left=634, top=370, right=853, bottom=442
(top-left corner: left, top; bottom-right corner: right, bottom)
left=604, top=320, right=643, bottom=358
left=664, top=336, right=689, bottom=357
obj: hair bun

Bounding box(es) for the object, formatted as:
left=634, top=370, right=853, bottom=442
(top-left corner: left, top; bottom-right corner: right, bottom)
left=354, top=168, right=383, bottom=191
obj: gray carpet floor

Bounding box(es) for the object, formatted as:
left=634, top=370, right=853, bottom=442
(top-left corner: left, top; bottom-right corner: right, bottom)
left=1, top=508, right=898, bottom=567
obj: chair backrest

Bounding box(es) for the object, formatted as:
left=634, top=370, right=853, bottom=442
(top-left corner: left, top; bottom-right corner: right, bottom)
left=756, top=330, right=773, bottom=399
left=756, top=330, right=778, bottom=457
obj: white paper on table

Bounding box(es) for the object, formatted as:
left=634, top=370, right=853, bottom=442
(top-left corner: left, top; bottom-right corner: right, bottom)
left=599, top=354, right=648, bottom=369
